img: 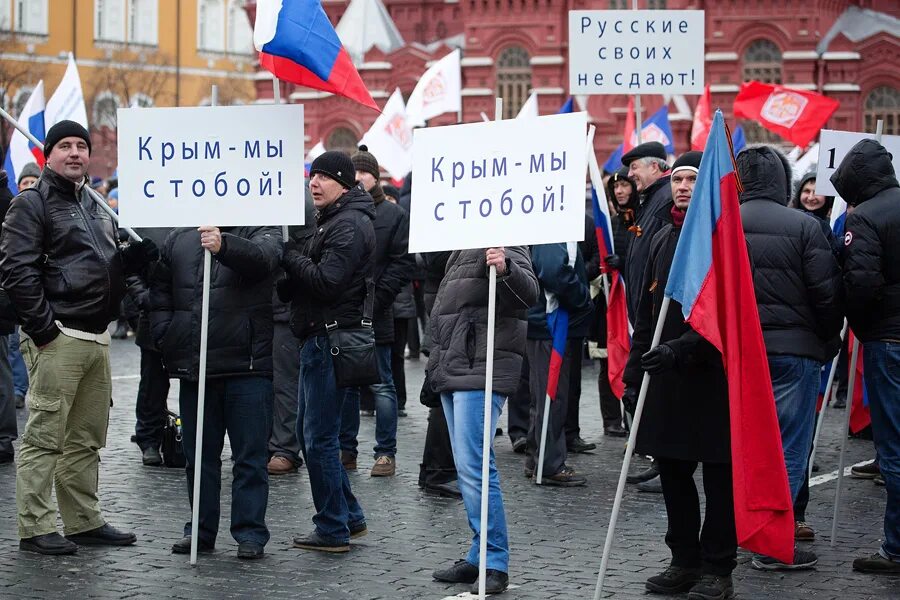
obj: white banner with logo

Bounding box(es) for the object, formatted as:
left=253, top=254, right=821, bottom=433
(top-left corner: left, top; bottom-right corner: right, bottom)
left=360, top=88, right=413, bottom=180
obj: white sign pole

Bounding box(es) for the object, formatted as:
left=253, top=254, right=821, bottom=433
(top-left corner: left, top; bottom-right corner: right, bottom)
left=271, top=76, right=291, bottom=242
left=476, top=96, right=503, bottom=600
left=632, top=0, right=643, bottom=145
left=594, top=296, right=671, bottom=599
left=830, top=119, right=882, bottom=548
left=189, top=84, right=218, bottom=567
left=0, top=106, right=141, bottom=242
left=808, top=320, right=848, bottom=478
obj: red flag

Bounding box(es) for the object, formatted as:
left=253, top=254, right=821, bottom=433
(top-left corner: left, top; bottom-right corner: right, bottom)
left=666, top=111, right=794, bottom=564
left=733, top=81, right=838, bottom=148
left=690, top=84, right=712, bottom=151
left=605, top=273, right=630, bottom=398
left=848, top=332, right=871, bottom=434
left=622, top=97, right=636, bottom=153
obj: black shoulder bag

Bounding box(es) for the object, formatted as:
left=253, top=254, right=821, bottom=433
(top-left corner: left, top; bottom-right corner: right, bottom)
left=325, top=278, right=381, bottom=388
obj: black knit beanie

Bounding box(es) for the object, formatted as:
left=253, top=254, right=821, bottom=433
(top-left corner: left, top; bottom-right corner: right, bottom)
left=44, top=120, right=92, bottom=158
left=351, top=145, right=380, bottom=180
left=310, top=151, right=356, bottom=189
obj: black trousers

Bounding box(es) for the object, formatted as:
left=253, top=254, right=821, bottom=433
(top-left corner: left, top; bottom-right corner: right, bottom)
left=391, top=318, right=410, bottom=410
left=597, top=356, right=623, bottom=428
left=507, top=355, right=530, bottom=443
left=418, top=405, right=457, bottom=486
left=526, top=338, right=576, bottom=476
left=134, top=347, right=171, bottom=451
left=565, top=338, right=584, bottom=444
left=657, top=458, right=738, bottom=576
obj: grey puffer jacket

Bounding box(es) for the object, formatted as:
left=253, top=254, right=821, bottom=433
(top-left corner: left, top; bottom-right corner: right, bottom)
left=427, top=247, right=538, bottom=397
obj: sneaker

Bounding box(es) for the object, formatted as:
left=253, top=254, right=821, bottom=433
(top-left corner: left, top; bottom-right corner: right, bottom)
left=751, top=547, right=817, bottom=571
left=687, top=574, right=734, bottom=600
left=470, top=569, right=509, bottom=595
left=874, top=474, right=886, bottom=486
left=851, top=460, right=880, bottom=479
left=795, top=521, right=815, bottom=542
left=267, top=455, right=297, bottom=475
left=852, top=552, right=900, bottom=575
left=645, top=565, right=701, bottom=594
left=371, top=455, right=396, bottom=477
left=541, top=465, right=586, bottom=487
left=637, top=474, right=663, bottom=493
left=141, top=446, right=163, bottom=467
left=433, top=559, right=479, bottom=583
left=511, top=437, right=527, bottom=454
left=627, top=462, right=659, bottom=484
left=341, top=451, right=357, bottom=471
left=292, top=531, right=349, bottom=553
left=567, top=437, right=597, bottom=453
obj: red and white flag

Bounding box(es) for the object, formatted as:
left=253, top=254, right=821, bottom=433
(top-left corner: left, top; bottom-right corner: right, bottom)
left=733, top=81, right=838, bottom=148
left=690, top=84, right=712, bottom=150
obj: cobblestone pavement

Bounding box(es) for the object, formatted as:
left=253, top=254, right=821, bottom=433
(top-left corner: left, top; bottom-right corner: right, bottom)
left=0, top=337, right=895, bottom=599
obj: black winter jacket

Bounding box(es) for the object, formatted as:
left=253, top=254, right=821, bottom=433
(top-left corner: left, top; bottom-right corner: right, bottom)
left=0, top=169, right=127, bottom=345
left=624, top=224, right=730, bottom=463
left=370, top=194, right=414, bottom=344
left=427, top=247, right=538, bottom=397
left=273, top=188, right=317, bottom=325
left=737, top=146, right=844, bottom=362
left=124, top=227, right=173, bottom=350
left=624, top=175, right=672, bottom=319
left=149, top=227, right=282, bottom=380
left=282, top=186, right=377, bottom=341
left=831, top=139, right=900, bottom=342
left=527, top=242, right=593, bottom=339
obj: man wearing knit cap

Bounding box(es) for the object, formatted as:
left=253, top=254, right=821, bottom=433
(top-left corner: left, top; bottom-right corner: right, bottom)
left=16, top=162, right=41, bottom=191
left=736, top=145, right=842, bottom=570
left=338, top=146, right=412, bottom=477
left=280, top=150, right=375, bottom=551
left=0, top=120, right=159, bottom=555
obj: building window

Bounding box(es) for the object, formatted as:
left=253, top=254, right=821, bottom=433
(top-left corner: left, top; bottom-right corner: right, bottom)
left=647, top=0, right=666, bottom=8
left=864, top=86, right=900, bottom=136
left=129, top=0, right=158, bottom=46
left=742, top=39, right=782, bottom=84
left=226, top=0, right=253, bottom=55
left=93, top=91, right=121, bottom=129
left=95, top=0, right=125, bottom=42
left=608, top=0, right=627, bottom=7
left=0, top=3, right=11, bottom=31
left=15, top=0, right=48, bottom=35
left=198, top=0, right=225, bottom=52
left=12, top=85, right=34, bottom=118
left=495, top=46, right=531, bottom=119
left=129, top=93, right=154, bottom=108
left=326, top=127, right=358, bottom=156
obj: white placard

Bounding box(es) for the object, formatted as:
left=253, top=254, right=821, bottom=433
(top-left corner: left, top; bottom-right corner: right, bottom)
left=815, top=129, right=900, bottom=196
left=409, top=112, right=587, bottom=253
left=117, top=104, right=305, bottom=227
left=569, top=10, right=705, bottom=95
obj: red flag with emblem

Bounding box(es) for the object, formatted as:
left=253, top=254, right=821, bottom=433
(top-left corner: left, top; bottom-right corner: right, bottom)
left=733, top=81, right=839, bottom=147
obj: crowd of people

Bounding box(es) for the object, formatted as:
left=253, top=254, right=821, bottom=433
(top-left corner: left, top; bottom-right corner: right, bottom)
left=0, top=119, right=897, bottom=598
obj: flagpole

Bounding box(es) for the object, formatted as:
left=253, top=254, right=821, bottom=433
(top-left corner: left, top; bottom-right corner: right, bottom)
left=808, top=320, right=847, bottom=478
left=189, top=84, right=217, bottom=567
left=594, top=296, right=671, bottom=600
left=270, top=75, right=291, bottom=242
left=830, top=119, right=882, bottom=548
left=0, top=105, right=142, bottom=243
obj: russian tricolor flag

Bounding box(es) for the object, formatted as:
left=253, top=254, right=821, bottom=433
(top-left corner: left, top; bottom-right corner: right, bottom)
left=587, top=128, right=631, bottom=398
left=253, top=0, right=377, bottom=110
left=3, top=81, right=46, bottom=197
left=665, top=110, right=794, bottom=564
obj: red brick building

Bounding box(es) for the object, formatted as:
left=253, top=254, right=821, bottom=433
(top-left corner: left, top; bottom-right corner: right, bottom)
left=245, top=0, right=899, bottom=163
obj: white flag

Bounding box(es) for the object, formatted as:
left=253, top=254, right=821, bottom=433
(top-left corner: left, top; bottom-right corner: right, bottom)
left=45, top=53, right=88, bottom=128
left=405, top=49, right=461, bottom=127
left=306, top=139, right=326, bottom=163
left=360, top=88, right=413, bottom=180
left=516, top=92, right=539, bottom=119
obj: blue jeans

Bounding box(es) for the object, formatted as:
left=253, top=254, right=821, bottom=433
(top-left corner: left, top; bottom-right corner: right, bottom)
left=339, top=343, right=397, bottom=458
left=179, top=376, right=272, bottom=546
left=441, top=391, right=509, bottom=573
left=769, top=355, right=821, bottom=502
left=863, top=341, right=900, bottom=560
left=9, top=327, right=28, bottom=398
left=298, top=336, right=365, bottom=543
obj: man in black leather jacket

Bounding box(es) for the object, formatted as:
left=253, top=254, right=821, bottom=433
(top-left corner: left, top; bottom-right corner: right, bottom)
left=0, top=121, right=157, bottom=555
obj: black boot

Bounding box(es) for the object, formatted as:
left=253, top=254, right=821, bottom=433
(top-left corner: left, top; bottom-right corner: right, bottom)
left=646, top=565, right=701, bottom=594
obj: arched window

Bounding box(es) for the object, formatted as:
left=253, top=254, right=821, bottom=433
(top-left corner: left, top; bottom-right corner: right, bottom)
left=865, top=86, right=900, bottom=136
left=12, top=86, right=34, bottom=119
left=198, top=0, right=225, bottom=52
left=129, top=93, right=154, bottom=108
left=326, top=127, right=359, bottom=156
left=742, top=39, right=782, bottom=84
left=93, top=91, right=121, bottom=129
left=227, top=0, right=253, bottom=54
left=495, top=46, right=531, bottom=119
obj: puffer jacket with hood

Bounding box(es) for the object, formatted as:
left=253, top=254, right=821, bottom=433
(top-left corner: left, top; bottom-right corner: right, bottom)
left=737, top=146, right=844, bottom=362
left=831, top=138, right=900, bottom=342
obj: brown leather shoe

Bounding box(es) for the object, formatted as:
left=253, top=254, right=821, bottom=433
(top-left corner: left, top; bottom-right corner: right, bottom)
left=341, top=451, right=357, bottom=471
left=267, top=456, right=297, bottom=475
left=795, top=521, right=815, bottom=542
left=370, top=455, right=396, bottom=477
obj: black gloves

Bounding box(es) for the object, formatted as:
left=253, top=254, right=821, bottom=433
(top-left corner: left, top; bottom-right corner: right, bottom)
left=275, top=276, right=294, bottom=303
left=641, top=343, right=677, bottom=374
left=122, top=237, right=160, bottom=272
left=621, top=387, right=638, bottom=415
left=604, top=253, right=624, bottom=271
